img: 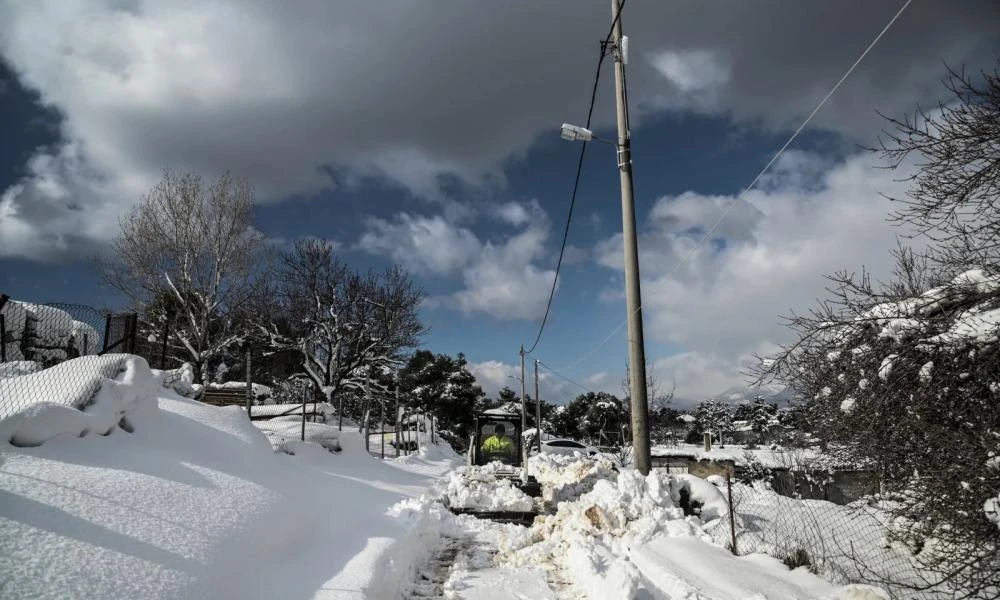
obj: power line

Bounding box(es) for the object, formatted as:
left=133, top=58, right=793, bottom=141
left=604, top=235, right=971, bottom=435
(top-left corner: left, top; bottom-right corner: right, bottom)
left=547, top=0, right=913, bottom=374
left=538, top=361, right=595, bottom=396
left=524, top=0, right=627, bottom=356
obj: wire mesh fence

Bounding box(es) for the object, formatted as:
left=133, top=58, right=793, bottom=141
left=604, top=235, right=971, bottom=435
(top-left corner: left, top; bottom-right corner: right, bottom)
left=0, top=295, right=175, bottom=436
left=711, top=476, right=986, bottom=600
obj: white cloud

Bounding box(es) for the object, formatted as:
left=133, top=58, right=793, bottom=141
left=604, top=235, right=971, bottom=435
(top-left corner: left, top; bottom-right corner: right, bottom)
left=594, top=151, right=921, bottom=398
left=468, top=359, right=607, bottom=405
left=359, top=201, right=555, bottom=321
left=357, top=214, right=480, bottom=277
left=495, top=202, right=531, bottom=227
left=650, top=49, right=730, bottom=99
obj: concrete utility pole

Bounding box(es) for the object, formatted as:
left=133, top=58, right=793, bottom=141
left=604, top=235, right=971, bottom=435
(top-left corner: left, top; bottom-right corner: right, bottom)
left=534, top=359, right=542, bottom=453
left=519, top=345, right=527, bottom=438
left=611, top=0, right=651, bottom=475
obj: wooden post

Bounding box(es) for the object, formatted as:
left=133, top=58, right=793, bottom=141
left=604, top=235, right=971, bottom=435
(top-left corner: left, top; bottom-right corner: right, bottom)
left=380, top=397, right=385, bottom=460
left=704, top=432, right=712, bottom=452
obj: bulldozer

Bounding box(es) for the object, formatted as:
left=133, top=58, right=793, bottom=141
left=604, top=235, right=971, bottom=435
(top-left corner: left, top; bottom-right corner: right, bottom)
left=452, top=413, right=542, bottom=523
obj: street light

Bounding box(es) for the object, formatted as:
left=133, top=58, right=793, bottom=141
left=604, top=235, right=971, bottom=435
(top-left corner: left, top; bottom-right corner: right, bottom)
left=560, top=123, right=616, bottom=146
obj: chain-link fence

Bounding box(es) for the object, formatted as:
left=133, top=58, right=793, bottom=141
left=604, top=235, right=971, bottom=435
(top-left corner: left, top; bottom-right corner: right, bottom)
left=0, top=295, right=145, bottom=444
left=711, top=476, right=984, bottom=600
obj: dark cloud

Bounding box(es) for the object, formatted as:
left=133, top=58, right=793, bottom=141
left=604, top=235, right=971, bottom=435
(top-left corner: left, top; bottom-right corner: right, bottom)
left=0, top=0, right=996, bottom=258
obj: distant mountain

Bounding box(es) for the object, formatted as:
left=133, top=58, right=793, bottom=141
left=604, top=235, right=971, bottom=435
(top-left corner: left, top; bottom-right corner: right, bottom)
left=708, top=384, right=799, bottom=408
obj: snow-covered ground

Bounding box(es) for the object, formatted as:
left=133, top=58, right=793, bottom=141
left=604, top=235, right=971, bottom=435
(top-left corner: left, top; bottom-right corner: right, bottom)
left=0, top=356, right=461, bottom=599
left=1, top=355, right=901, bottom=599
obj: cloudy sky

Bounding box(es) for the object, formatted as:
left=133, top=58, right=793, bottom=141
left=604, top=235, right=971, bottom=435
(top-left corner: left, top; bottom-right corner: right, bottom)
left=1, top=0, right=997, bottom=406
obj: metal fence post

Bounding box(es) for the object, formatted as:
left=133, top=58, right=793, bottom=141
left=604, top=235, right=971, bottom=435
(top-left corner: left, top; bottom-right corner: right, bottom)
left=726, top=473, right=738, bottom=555
left=127, top=313, right=138, bottom=353
left=102, top=314, right=112, bottom=353
left=301, top=382, right=307, bottom=442
left=159, top=313, right=170, bottom=369
left=244, top=345, right=253, bottom=420
left=0, top=294, right=8, bottom=362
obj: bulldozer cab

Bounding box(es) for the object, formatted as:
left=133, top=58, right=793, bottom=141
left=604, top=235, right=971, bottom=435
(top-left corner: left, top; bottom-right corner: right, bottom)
left=469, top=415, right=524, bottom=467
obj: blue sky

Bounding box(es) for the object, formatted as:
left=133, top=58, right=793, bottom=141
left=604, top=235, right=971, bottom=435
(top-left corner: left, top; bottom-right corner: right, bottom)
left=1, top=1, right=997, bottom=405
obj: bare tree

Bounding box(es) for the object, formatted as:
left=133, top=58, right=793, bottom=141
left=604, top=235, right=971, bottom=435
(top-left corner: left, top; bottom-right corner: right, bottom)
left=755, top=65, right=1000, bottom=598
left=100, top=171, right=264, bottom=381
left=261, top=238, right=424, bottom=404
left=877, top=64, right=1000, bottom=270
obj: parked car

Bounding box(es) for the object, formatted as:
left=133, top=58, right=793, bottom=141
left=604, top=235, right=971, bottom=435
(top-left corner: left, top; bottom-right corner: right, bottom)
left=536, top=438, right=599, bottom=456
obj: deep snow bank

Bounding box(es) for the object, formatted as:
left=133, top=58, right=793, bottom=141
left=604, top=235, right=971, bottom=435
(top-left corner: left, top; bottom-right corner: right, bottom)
left=0, top=355, right=158, bottom=446
left=0, top=363, right=455, bottom=599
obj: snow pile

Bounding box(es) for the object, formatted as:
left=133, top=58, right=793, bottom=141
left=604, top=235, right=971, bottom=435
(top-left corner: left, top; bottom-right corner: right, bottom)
left=254, top=419, right=342, bottom=454
left=440, top=463, right=534, bottom=512
left=0, top=360, right=43, bottom=378
left=1, top=375, right=457, bottom=599
left=153, top=362, right=200, bottom=397
left=528, top=452, right=617, bottom=504
left=0, top=355, right=158, bottom=446
left=499, top=469, right=727, bottom=598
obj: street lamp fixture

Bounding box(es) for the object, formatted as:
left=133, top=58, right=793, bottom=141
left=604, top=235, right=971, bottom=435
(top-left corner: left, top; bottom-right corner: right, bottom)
left=560, top=123, right=616, bottom=146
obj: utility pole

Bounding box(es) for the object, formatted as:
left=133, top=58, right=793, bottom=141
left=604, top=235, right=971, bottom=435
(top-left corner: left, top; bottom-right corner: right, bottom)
left=520, top=345, right=527, bottom=463
left=534, top=359, right=542, bottom=453
left=611, top=0, right=651, bottom=475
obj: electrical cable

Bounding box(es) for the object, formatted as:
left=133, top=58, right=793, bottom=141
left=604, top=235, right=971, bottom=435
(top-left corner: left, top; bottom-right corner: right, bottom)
left=546, top=0, right=913, bottom=373
left=523, top=0, right=628, bottom=356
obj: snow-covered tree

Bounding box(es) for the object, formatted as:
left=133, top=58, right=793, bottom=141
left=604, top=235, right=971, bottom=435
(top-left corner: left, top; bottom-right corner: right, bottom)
left=399, top=350, right=484, bottom=445
left=757, top=66, right=1000, bottom=597
left=261, top=238, right=424, bottom=404
left=694, top=400, right=734, bottom=446
left=101, top=171, right=265, bottom=382
left=735, top=396, right=777, bottom=445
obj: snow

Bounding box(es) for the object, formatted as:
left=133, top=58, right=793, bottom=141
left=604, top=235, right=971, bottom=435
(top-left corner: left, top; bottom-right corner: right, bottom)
left=0, top=360, right=43, bottom=378
left=652, top=443, right=837, bottom=470
left=0, top=355, right=149, bottom=445
left=840, top=398, right=856, bottom=414
left=528, top=452, right=617, bottom=504
left=3, top=356, right=904, bottom=599
left=440, top=464, right=534, bottom=512
left=245, top=401, right=336, bottom=419
left=255, top=419, right=343, bottom=453
left=483, top=401, right=521, bottom=416
left=918, top=361, right=934, bottom=383
left=927, top=306, right=1000, bottom=344
left=209, top=380, right=272, bottom=398
left=0, top=362, right=461, bottom=599
left=877, top=354, right=897, bottom=380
